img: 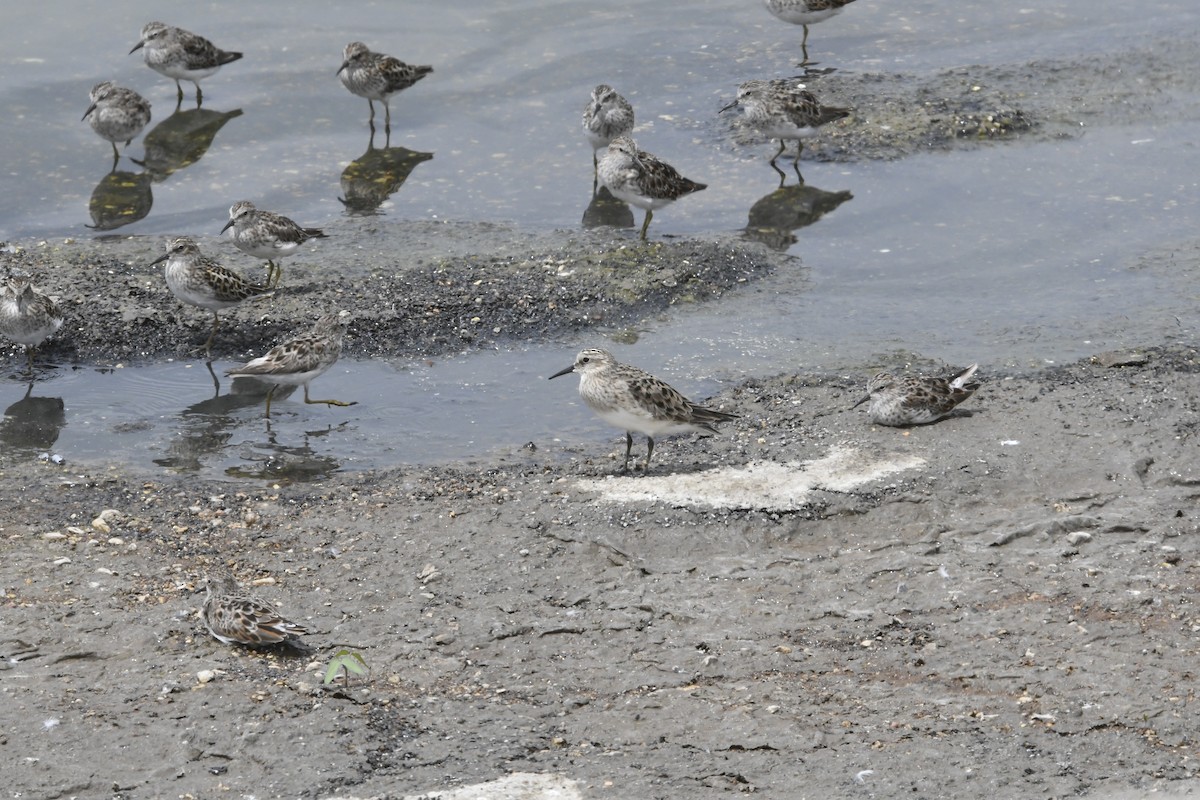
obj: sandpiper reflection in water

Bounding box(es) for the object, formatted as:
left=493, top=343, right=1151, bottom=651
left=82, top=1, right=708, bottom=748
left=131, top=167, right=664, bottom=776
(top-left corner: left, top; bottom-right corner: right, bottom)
left=338, top=135, right=434, bottom=214
left=133, top=106, right=244, bottom=181
left=743, top=181, right=853, bottom=250
left=582, top=186, right=635, bottom=230
left=86, top=170, right=153, bottom=231
left=0, top=383, right=66, bottom=455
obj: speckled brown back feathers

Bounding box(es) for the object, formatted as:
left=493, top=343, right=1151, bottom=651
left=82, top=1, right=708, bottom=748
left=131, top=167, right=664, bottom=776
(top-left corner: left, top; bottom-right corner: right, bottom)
left=853, top=364, right=979, bottom=426
left=625, top=371, right=737, bottom=430
left=203, top=568, right=310, bottom=646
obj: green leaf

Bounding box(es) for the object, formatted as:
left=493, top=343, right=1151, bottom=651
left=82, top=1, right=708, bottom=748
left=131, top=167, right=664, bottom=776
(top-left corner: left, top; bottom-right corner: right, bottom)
left=323, top=649, right=370, bottom=685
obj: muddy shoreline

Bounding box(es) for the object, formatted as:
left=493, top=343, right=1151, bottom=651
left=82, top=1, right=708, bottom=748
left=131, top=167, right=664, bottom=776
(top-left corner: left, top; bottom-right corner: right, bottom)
left=2, top=336, right=1199, bottom=799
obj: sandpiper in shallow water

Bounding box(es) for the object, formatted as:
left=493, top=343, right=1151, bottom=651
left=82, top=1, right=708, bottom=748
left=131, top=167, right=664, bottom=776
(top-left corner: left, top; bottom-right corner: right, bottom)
left=549, top=348, right=737, bottom=473
left=852, top=364, right=980, bottom=426
left=225, top=312, right=356, bottom=419
left=762, top=0, right=858, bottom=64
left=203, top=568, right=311, bottom=646
left=583, top=84, right=635, bottom=170
left=221, top=201, right=328, bottom=289
left=82, top=82, right=152, bottom=168
left=721, top=79, right=849, bottom=176
left=149, top=236, right=272, bottom=358
left=130, top=21, right=242, bottom=105
left=597, top=135, right=707, bottom=241
left=337, top=41, right=432, bottom=132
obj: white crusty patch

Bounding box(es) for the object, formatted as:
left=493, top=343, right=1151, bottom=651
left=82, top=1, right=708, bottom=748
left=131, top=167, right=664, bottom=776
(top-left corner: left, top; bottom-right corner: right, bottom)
left=575, top=445, right=925, bottom=511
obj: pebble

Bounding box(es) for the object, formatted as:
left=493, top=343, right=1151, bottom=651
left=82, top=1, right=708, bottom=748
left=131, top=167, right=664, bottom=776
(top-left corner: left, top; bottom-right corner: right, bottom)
left=1065, top=531, right=1092, bottom=545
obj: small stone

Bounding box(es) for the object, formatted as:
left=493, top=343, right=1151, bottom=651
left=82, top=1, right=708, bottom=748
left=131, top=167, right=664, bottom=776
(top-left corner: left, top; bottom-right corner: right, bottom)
left=1065, top=531, right=1092, bottom=545
left=1091, top=350, right=1149, bottom=368
left=43, top=532, right=67, bottom=541
left=196, top=669, right=220, bottom=684
left=91, top=518, right=111, bottom=535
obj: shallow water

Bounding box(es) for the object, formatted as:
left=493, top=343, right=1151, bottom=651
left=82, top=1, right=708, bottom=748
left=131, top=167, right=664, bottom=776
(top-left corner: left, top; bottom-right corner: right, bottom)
left=0, top=351, right=732, bottom=477
left=2, top=0, right=1198, bottom=476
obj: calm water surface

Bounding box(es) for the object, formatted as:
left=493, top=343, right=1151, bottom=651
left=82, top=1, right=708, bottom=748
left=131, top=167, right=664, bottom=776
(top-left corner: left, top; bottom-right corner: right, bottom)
left=1, top=0, right=1197, bottom=475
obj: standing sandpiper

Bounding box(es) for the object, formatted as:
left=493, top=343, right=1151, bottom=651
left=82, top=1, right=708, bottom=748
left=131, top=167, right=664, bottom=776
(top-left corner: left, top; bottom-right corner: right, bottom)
left=130, top=21, right=242, bottom=105
left=0, top=274, right=64, bottom=373
left=550, top=348, right=737, bottom=473
left=225, top=312, right=356, bottom=419
left=720, top=79, right=849, bottom=179
left=221, top=201, right=328, bottom=289
left=149, top=236, right=272, bottom=357
left=337, top=42, right=432, bottom=133
left=597, top=135, right=706, bottom=241
left=762, top=0, right=858, bottom=64
left=583, top=84, right=635, bottom=171
left=82, top=82, right=152, bottom=169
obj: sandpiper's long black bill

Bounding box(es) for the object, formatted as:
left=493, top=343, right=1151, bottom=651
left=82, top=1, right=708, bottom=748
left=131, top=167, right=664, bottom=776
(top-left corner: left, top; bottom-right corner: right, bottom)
left=548, top=365, right=575, bottom=380
left=850, top=393, right=870, bottom=409
left=220, top=218, right=235, bottom=233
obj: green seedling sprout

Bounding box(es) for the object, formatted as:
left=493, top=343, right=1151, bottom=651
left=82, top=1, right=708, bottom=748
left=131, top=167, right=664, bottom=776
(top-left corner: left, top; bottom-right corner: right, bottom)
left=323, top=648, right=368, bottom=687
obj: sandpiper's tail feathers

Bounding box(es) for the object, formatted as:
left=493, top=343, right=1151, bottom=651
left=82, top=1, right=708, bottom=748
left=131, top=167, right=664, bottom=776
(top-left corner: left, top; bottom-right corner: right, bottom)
left=689, top=404, right=738, bottom=432
left=949, top=363, right=980, bottom=392
left=815, top=105, right=851, bottom=126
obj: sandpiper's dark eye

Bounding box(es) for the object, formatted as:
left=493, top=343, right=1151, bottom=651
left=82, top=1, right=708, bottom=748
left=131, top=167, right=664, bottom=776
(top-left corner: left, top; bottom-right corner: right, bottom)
left=581, top=357, right=590, bottom=364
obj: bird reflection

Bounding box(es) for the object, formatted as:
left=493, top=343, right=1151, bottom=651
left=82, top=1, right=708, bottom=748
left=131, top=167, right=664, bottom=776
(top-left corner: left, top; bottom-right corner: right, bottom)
left=338, top=133, right=433, bottom=214
left=744, top=179, right=853, bottom=251
left=86, top=169, right=153, bottom=231
left=223, top=424, right=343, bottom=483
left=0, top=384, right=66, bottom=454
left=152, top=363, right=297, bottom=472
left=133, top=106, right=243, bottom=181
left=581, top=185, right=635, bottom=231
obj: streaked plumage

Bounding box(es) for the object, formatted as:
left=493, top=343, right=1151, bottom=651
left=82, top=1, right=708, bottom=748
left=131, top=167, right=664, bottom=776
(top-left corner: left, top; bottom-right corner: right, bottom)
left=221, top=201, right=327, bottom=288
left=0, top=274, right=64, bottom=372
left=149, top=236, right=272, bottom=356
left=597, top=135, right=706, bottom=240
left=225, top=312, right=355, bottom=418
left=852, top=364, right=980, bottom=426
left=763, top=0, right=858, bottom=63
left=337, top=41, right=432, bottom=132
left=82, top=82, right=152, bottom=167
left=549, top=348, right=737, bottom=473
left=721, top=79, right=849, bottom=170
left=203, top=568, right=310, bottom=646
left=583, top=84, right=635, bottom=169
left=129, top=21, right=242, bottom=105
